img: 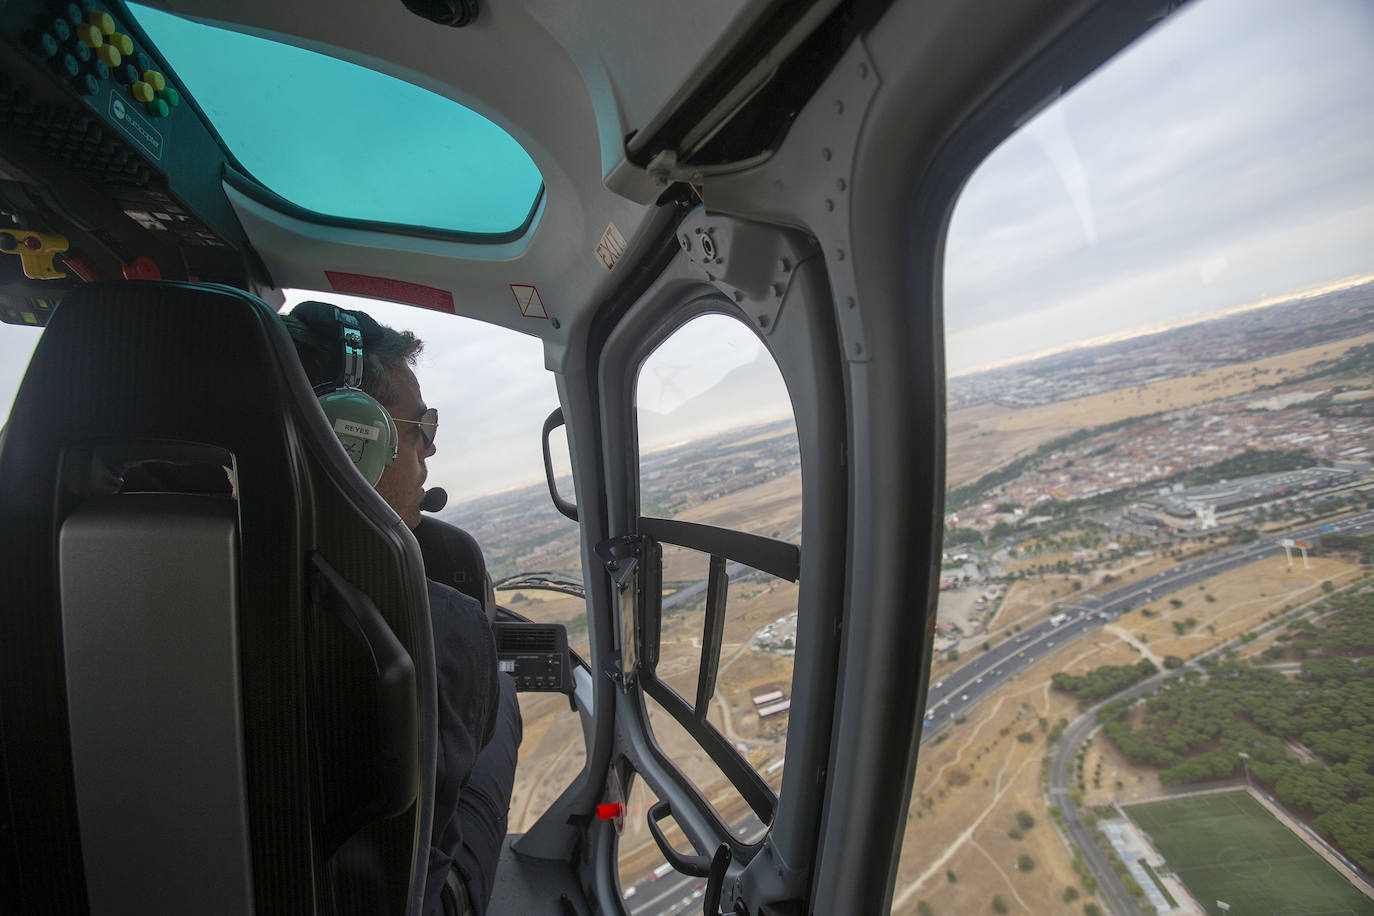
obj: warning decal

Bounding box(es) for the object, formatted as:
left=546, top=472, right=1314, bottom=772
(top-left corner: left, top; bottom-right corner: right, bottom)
left=510, top=284, right=548, bottom=319
left=594, top=222, right=627, bottom=271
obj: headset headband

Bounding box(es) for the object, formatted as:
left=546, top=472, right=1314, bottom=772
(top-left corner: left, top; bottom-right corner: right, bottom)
left=289, top=301, right=399, bottom=485
left=337, top=310, right=365, bottom=390
left=291, top=301, right=386, bottom=394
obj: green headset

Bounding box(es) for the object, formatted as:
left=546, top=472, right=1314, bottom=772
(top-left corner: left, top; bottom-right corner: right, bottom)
left=296, top=302, right=398, bottom=486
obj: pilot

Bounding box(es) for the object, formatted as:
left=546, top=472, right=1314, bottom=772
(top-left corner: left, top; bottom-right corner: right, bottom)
left=282, top=301, right=522, bottom=916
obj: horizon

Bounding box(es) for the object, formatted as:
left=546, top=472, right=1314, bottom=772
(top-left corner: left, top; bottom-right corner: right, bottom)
left=948, top=271, right=1374, bottom=379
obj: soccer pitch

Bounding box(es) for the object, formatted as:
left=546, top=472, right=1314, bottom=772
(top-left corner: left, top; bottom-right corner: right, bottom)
left=1125, top=792, right=1374, bottom=916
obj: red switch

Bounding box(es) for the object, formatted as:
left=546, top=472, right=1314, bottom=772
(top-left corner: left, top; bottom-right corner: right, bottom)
left=122, top=255, right=161, bottom=280
left=596, top=803, right=625, bottom=821
left=62, top=250, right=107, bottom=281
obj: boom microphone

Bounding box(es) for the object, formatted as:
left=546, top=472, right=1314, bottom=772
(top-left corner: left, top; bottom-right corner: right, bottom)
left=419, top=486, right=448, bottom=513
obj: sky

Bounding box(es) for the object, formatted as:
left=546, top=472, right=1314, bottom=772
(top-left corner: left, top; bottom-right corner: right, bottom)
left=943, top=0, right=1374, bottom=374
left=3, top=0, right=1373, bottom=496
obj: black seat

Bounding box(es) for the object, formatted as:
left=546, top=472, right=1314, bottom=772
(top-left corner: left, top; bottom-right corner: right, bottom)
left=0, top=281, right=437, bottom=915
left=414, top=516, right=497, bottom=620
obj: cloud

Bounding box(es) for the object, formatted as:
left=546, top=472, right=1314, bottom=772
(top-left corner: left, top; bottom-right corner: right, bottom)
left=944, top=0, right=1374, bottom=373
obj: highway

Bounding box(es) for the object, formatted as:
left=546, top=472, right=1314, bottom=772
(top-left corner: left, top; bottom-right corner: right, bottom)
left=622, top=512, right=1374, bottom=914
left=920, top=511, right=1374, bottom=736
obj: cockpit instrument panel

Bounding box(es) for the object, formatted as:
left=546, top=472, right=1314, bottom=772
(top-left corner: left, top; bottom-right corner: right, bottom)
left=0, top=0, right=251, bottom=315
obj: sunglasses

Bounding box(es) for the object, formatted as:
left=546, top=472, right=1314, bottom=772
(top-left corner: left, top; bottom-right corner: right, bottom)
left=391, top=407, right=438, bottom=448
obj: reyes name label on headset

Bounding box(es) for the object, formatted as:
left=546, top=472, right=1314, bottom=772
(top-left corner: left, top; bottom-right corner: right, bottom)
left=334, top=418, right=382, bottom=441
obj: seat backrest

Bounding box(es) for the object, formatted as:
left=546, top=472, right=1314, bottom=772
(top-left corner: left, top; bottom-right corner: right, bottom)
left=414, top=515, right=497, bottom=620
left=0, top=281, right=437, bottom=916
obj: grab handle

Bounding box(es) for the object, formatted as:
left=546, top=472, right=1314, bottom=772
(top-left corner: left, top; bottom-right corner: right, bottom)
left=646, top=800, right=711, bottom=877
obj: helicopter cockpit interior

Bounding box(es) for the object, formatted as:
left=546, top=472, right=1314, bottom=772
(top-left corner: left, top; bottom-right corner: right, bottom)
left=8, top=0, right=1350, bottom=914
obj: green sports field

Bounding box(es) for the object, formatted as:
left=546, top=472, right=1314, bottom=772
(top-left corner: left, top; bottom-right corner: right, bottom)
left=1125, top=791, right=1374, bottom=916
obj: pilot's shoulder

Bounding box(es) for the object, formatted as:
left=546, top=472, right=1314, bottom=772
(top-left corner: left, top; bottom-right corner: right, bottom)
left=425, top=577, right=485, bottom=621
left=431, top=576, right=497, bottom=642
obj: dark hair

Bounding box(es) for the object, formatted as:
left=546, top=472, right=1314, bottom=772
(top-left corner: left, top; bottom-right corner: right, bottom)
left=282, top=301, right=424, bottom=407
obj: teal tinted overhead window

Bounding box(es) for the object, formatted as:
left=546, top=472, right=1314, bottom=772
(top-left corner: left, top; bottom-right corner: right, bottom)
left=127, top=4, right=542, bottom=236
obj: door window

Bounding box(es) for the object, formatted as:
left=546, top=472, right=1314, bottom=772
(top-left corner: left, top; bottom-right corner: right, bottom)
left=896, top=0, right=1374, bottom=913
left=628, top=312, right=801, bottom=846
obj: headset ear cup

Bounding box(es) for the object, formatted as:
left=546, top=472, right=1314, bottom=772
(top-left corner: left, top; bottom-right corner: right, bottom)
left=317, top=388, right=397, bottom=486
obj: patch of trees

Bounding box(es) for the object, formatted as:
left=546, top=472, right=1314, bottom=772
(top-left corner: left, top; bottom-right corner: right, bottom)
left=1321, top=532, right=1374, bottom=565
left=1052, top=659, right=1159, bottom=705
left=944, top=526, right=983, bottom=546
left=1168, top=449, right=1317, bottom=488
left=1272, top=588, right=1374, bottom=658
left=1315, top=342, right=1374, bottom=377
left=1098, top=652, right=1374, bottom=872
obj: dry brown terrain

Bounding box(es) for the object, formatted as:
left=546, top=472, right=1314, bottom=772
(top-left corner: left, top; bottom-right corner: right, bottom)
left=670, top=468, right=803, bottom=538
left=891, top=634, right=1141, bottom=915
left=945, top=331, right=1374, bottom=487
left=1117, top=554, right=1360, bottom=662
left=505, top=326, right=1374, bottom=898
left=947, top=402, right=1076, bottom=489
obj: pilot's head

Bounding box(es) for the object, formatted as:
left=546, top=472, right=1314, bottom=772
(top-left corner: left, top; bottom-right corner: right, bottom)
left=283, top=301, right=437, bottom=529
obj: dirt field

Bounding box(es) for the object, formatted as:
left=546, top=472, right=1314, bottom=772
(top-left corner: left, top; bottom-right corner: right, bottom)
left=890, top=633, right=1143, bottom=915
left=1114, top=555, right=1361, bottom=662
left=987, top=579, right=1076, bottom=632
left=670, top=468, right=803, bottom=540
left=947, top=402, right=1077, bottom=489
left=1079, top=704, right=1159, bottom=808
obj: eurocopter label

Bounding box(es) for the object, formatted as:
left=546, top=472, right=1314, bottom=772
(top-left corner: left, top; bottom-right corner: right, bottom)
left=108, top=93, right=165, bottom=160
left=334, top=418, right=380, bottom=441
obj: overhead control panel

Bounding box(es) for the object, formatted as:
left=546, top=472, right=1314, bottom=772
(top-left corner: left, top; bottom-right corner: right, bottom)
left=0, top=0, right=252, bottom=323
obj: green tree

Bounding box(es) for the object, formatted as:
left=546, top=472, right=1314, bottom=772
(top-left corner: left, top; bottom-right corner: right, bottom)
left=1063, top=886, right=1080, bottom=903
left=1016, top=810, right=1035, bottom=830
left=991, top=896, right=1008, bottom=914
left=917, top=903, right=934, bottom=916
left=946, top=869, right=957, bottom=884
left=1017, top=854, right=1035, bottom=872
